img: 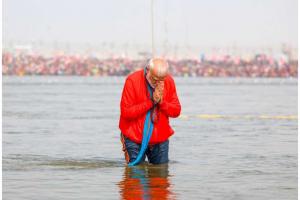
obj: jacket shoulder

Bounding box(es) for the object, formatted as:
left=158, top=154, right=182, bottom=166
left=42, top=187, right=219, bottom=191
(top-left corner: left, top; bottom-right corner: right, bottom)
left=126, top=69, right=144, bottom=81
left=165, top=74, right=176, bottom=84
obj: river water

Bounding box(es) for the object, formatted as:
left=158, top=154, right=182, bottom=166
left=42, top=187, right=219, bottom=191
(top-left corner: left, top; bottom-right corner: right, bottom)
left=3, top=76, right=298, bottom=200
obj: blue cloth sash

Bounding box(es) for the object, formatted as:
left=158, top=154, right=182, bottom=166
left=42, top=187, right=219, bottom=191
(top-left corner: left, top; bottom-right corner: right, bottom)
left=128, top=68, right=154, bottom=166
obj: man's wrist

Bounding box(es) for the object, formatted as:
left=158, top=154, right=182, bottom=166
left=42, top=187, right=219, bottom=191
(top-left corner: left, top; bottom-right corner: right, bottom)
left=151, top=97, right=160, bottom=105
left=151, top=98, right=157, bottom=106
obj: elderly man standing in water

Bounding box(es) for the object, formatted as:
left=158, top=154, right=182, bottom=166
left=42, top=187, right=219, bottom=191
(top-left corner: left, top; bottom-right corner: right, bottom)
left=119, top=58, right=181, bottom=165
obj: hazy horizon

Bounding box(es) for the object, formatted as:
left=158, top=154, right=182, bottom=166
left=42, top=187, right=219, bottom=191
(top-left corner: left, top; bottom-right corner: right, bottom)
left=3, top=0, right=298, bottom=57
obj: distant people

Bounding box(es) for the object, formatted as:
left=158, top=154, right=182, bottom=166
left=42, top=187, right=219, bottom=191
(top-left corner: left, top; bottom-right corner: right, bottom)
left=2, top=51, right=298, bottom=77
left=119, top=58, right=181, bottom=165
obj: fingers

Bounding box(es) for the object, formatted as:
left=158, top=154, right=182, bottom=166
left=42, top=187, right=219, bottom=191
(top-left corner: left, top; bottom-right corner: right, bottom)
left=158, top=81, right=164, bottom=90
left=153, top=91, right=162, bottom=104
left=152, top=81, right=164, bottom=104
left=153, top=89, right=161, bottom=104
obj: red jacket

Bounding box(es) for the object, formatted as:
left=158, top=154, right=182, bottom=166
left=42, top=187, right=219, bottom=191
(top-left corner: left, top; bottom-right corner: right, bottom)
left=119, top=69, right=181, bottom=144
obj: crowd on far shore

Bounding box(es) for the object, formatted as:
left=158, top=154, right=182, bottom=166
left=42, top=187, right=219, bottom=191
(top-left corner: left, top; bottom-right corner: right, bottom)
left=2, top=51, right=297, bottom=77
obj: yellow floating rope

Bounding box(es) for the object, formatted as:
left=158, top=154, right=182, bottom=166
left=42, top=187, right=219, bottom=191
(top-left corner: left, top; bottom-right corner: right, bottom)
left=178, top=114, right=297, bottom=120
left=197, top=114, right=223, bottom=119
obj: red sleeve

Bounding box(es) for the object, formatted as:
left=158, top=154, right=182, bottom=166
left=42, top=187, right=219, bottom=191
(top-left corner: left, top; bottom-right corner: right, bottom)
left=120, top=78, right=153, bottom=120
left=159, top=78, right=181, bottom=118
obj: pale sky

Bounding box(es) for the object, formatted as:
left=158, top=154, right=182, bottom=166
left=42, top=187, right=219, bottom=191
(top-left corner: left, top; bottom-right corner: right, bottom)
left=2, top=0, right=298, bottom=54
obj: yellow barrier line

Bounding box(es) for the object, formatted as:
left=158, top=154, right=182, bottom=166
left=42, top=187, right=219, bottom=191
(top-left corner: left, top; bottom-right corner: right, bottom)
left=196, top=114, right=223, bottom=119
left=177, top=114, right=297, bottom=120
left=178, top=114, right=189, bottom=120
left=259, top=115, right=298, bottom=120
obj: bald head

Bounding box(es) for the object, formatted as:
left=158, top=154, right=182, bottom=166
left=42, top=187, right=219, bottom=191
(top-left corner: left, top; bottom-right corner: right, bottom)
left=148, top=58, right=169, bottom=78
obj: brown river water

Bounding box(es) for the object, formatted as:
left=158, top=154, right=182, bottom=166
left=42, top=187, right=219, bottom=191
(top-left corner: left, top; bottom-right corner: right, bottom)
left=3, top=76, right=297, bottom=199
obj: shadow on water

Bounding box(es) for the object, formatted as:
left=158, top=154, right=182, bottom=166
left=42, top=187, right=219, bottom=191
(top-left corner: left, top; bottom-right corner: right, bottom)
left=118, top=163, right=176, bottom=200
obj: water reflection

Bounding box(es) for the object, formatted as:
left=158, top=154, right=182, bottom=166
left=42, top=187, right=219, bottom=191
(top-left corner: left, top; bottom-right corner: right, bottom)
left=118, top=163, right=175, bottom=200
